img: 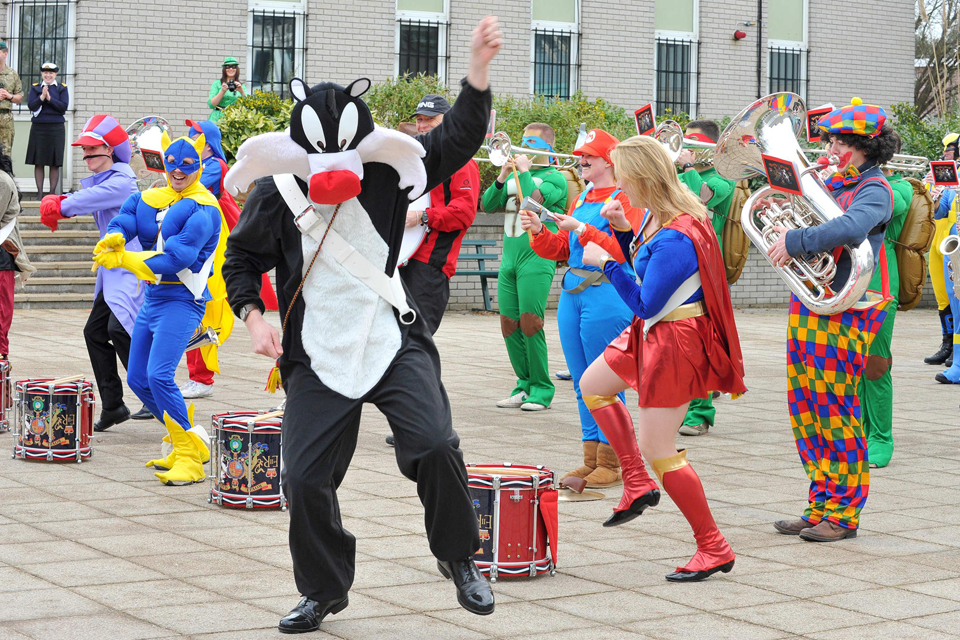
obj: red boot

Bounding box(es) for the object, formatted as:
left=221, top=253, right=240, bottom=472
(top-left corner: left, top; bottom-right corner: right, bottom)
left=585, top=395, right=660, bottom=527
left=653, top=450, right=735, bottom=582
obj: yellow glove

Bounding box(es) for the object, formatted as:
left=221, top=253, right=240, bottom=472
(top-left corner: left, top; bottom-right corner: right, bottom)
left=93, top=248, right=124, bottom=270
left=119, top=250, right=162, bottom=281
left=94, top=232, right=126, bottom=256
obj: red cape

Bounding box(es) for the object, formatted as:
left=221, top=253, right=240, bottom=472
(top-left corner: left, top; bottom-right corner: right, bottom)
left=665, top=213, right=747, bottom=394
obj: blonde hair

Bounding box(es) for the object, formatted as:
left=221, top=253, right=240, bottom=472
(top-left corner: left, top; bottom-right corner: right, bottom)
left=610, top=135, right=707, bottom=225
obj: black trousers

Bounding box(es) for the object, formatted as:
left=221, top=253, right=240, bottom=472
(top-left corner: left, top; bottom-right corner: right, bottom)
left=399, top=259, right=450, bottom=336
left=83, top=291, right=131, bottom=411
left=281, top=322, right=479, bottom=602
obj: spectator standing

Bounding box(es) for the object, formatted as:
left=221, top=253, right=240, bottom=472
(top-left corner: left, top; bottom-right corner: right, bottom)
left=208, top=57, right=245, bottom=122
left=26, top=62, right=68, bottom=198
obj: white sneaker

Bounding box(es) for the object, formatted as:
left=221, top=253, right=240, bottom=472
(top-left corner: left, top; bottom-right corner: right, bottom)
left=520, top=402, right=549, bottom=412
left=496, top=392, right=528, bottom=408
left=179, top=380, right=214, bottom=399
left=678, top=422, right=709, bottom=436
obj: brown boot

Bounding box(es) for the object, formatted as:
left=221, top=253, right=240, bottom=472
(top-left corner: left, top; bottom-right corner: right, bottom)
left=584, top=443, right=623, bottom=488
left=773, top=518, right=811, bottom=535
left=561, top=441, right=598, bottom=484
left=799, top=520, right=857, bottom=542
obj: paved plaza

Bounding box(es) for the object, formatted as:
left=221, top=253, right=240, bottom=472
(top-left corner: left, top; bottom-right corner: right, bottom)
left=1, top=306, right=960, bottom=639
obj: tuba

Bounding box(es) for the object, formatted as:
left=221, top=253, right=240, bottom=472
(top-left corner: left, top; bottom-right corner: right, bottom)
left=125, top=116, right=171, bottom=192
left=713, top=93, right=875, bottom=315
left=942, top=234, right=960, bottom=300
left=654, top=120, right=714, bottom=166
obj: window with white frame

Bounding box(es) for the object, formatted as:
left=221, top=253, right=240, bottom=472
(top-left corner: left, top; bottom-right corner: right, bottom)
left=8, top=0, right=75, bottom=110
left=249, top=1, right=305, bottom=99
left=767, top=0, right=807, bottom=100
left=531, top=0, right=578, bottom=99
left=396, top=0, right=448, bottom=80
left=654, top=0, right=698, bottom=117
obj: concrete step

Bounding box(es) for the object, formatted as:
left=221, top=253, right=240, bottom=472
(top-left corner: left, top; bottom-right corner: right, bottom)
left=30, top=261, right=95, bottom=278
left=13, top=291, right=94, bottom=309
left=16, top=215, right=99, bottom=232
left=20, top=229, right=100, bottom=244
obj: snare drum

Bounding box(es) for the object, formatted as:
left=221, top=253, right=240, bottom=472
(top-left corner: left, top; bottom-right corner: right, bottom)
left=12, top=377, right=94, bottom=462
left=209, top=410, right=285, bottom=510
left=466, top=463, right=559, bottom=581
left=0, top=360, right=11, bottom=432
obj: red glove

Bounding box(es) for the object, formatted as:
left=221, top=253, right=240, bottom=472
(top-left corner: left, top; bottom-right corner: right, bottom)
left=39, top=195, right=66, bottom=232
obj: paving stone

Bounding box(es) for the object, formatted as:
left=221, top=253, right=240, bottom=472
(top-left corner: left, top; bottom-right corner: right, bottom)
left=0, top=587, right=107, bottom=622
left=428, top=601, right=593, bottom=636
left=724, top=600, right=884, bottom=634
left=537, top=589, right=697, bottom=624
left=813, top=586, right=960, bottom=620
left=74, top=579, right=228, bottom=610
left=322, top=612, right=486, bottom=639
left=7, top=613, right=174, bottom=640
left=806, top=620, right=958, bottom=640
left=627, top=612, right=788, bottom=640
left=133, top=601, right=278, bottom=635
left=20, top=557, right=166, bottom=587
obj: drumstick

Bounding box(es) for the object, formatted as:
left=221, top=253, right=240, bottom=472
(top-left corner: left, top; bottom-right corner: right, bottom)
left=49, top=374, right=85, bottom=385
left=248, top=410, right=284, bottom=423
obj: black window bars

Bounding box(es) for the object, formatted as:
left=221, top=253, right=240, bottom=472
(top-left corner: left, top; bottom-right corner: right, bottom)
left=8, top=0, right=75, bottom=114
left=532, top=28, right=578, bottom=100
left=250, top=9, right=305, bottom=99
left=768, top=46, right=808, bottom=100
left=654, top=37, right=699, bottom=117
left=397, top=19, right=447, bottom=79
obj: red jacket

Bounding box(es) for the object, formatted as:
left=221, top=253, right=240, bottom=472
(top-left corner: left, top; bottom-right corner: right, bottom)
left=410, top=160, right=480, bottom=278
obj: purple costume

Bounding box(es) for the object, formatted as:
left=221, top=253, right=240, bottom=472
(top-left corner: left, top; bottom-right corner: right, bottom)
left=61, top=163, right=142, bottom=333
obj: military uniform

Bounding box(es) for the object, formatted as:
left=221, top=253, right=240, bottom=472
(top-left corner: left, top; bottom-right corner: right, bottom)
left=0, top=65, right=22, bottom=155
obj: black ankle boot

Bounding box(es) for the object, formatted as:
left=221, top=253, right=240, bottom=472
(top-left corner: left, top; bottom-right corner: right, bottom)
left=925, top=334, right=952, bottom=365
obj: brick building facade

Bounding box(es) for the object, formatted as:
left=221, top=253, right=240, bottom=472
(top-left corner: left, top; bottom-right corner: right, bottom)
left=0, top=0, right=918, bottom=309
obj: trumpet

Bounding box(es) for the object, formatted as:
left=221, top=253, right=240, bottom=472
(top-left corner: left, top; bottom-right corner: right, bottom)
left=475, top=131, right=580, bottom=169
left=654, top=120, right=715, bottom=166
left=805, top=148, right=929, bottom=177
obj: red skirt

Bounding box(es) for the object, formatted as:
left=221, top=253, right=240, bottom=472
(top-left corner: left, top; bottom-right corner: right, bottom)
left=604, top=314, right=746, bottom=407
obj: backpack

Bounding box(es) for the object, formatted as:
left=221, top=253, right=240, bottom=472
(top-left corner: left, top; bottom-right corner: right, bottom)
left=895, top=177, right=936, bottom=311
left=557, top=166, right=586, bottom=210
left=720, top=180, right=752, bottom=285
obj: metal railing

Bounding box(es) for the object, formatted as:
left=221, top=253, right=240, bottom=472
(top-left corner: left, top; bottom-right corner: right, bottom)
left=532, top=28, right=579, bottom=100
left=655, top=37, right=699, bottom=117
left=397, top=19, right=447, bottom=79
left=768, top=46, right=808, bottom=100
left=8, top=0, right=75, bottom=114
left=250, top=8, right=306, bottom=99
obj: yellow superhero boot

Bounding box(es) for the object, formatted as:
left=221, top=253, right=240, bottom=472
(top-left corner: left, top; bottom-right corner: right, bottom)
left=146, top=403, right=209, bottom=469
left=154, top=411, right=205, bottom=485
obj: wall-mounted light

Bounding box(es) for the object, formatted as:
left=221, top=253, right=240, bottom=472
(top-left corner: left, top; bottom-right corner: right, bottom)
left=733, top=30, right=747, bottom=41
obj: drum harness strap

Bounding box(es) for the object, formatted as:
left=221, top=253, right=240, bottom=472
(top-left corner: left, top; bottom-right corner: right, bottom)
left=275, top=174, right=417, bottom=326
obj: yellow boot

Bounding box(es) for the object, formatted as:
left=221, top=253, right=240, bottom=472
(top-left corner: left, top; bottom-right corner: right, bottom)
left=146, top=404, right=209, bottom=469
left=154, top=412, right=205, bottom=485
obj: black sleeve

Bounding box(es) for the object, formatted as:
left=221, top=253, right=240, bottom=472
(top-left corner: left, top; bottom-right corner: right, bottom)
left=223, top=177, right=285, bottom=317
left=417, top=78, right=492, bottom=195
left=26, top=85, right=41, bottom=113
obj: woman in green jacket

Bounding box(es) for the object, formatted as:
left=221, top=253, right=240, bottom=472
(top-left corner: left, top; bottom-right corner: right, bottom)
left=208, top=57, right=245, bottom=122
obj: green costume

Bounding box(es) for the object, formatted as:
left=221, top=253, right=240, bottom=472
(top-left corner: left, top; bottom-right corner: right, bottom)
left=677, top=166, right=735, bottom=429
left=481, top=166, right=567, bottom=407
left=208, top=79, right=241, bottom=122
left=0, top=65, right=22, bottom=155
left=858, top=173, right=910, bottom=468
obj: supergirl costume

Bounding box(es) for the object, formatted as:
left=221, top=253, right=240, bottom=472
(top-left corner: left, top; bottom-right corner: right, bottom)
left=529, top=129, right=641, bottom=488
left=40, top=115, right=141, bottom=431
left=780, top=99, right=894, bottom=535
left=592, top=210, right=746, bottom=581
left=95, top=132, right=226, bottom=485
left=480, top=140, right=568, bottom=409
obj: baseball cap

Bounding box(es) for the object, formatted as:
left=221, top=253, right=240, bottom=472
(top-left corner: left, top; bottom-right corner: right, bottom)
left=573, top=129, right=619, bottom=165
left=414, top=94, right=451, bottom=117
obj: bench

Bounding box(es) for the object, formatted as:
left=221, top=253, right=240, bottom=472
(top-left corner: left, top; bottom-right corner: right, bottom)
left=457, top=239, right=498, bottom=312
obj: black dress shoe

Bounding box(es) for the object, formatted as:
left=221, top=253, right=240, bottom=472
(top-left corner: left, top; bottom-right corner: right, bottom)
left=602, top=489, right=660, bottom=527
left=129, top=406, right=155, bottom=421
left=278, top=595, right=348, bottom=634
left=385, top=434, right=395, bottom=447
left=665, top=559, right=735, bottom=582
left=437, top=558, right=494, bottom=615
left=93, top=405, right=131, bottom=432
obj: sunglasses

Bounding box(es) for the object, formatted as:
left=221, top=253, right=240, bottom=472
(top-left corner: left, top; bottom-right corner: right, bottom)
left=224, top=65, right=239, bottom=69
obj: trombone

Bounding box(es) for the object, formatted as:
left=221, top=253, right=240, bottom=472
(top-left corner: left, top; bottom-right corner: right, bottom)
left=654, top=120, right=715, bottom=166
left=475, top=131, right=580, bottom=169
left=805, top=148, right=930, bottom=177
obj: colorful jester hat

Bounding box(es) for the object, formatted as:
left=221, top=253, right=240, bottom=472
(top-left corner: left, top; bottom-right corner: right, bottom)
left=817, top=97, right=886, bottom=139
left=72, top=114, right=132, bottom=163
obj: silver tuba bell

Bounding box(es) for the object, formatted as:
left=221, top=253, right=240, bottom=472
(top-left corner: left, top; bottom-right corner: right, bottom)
left=654, top=120, right=714, bottom=166
left=125, top=116, right=171, bottom=192
left=713, top=93, right=875, bottom=315
left=942, top=234, right=960, bottom=300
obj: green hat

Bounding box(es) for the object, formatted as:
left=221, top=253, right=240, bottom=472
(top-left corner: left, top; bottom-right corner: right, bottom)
left=0, top=42, right=7, bottom=51
left=222, top=56, right=238, bottom=66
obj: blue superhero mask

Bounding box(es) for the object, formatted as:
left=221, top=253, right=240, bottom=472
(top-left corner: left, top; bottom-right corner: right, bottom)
left=161, top=135, right=204, bottom=175
left=522, top=135, right=555, bottom=164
